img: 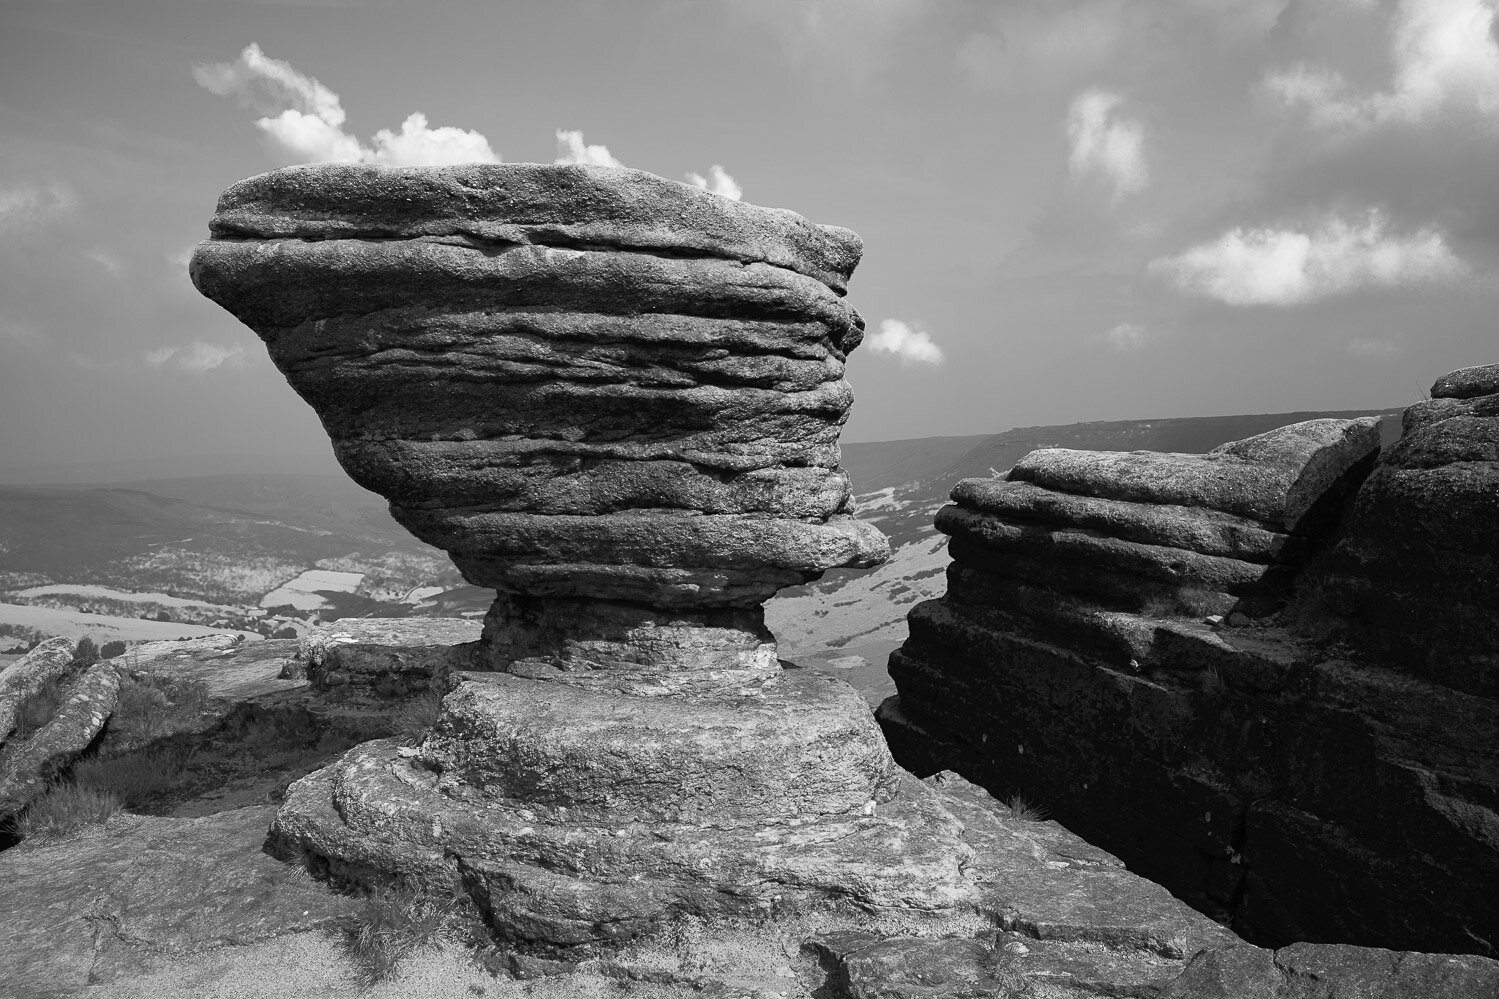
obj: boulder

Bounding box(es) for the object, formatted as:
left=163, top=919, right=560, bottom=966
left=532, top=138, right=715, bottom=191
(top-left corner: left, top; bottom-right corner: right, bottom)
left=297, top=618, right=481, bottom=695
left=191, top=164, right=887, bottom=612
left=0, top=661, right=119, bottom=821
left=0, top=637, right=76, bottom=740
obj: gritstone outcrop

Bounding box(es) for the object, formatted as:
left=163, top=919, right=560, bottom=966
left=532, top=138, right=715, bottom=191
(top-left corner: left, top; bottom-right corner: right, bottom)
left=190, top=162, right=974, bottom=946
left=881, top=399, right=1499, bottom=955
left=0, top=638, right=119, bottom=824
left=1315, top=362, right=1499, bottom=697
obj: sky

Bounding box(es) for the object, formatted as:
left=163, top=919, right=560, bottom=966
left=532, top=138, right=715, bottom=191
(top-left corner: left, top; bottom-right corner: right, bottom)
left=2, top=0, right=1497, bottom=473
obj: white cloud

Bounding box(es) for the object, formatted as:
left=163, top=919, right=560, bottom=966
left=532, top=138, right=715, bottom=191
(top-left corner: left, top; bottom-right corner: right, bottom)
left=731, top=0, right=933, bottom=85
left=867, top=319, right=944, bottom=365
left=553, top=129, right=624, bottom=168
left=685, top=165, right=743, bottom=201
left=1101, top=322, right=1151, bottom=351
left=370, top=113, right=498, bottom=166
left=1066, top=89, right=1148, bottom=199
left=87, top=248, right=124, bottom=278
left=195, top=44, right=499, bottom=166
left=0, top=316, right=38, bottom=342
left=1347, top=336, right=1401, bottom=357
left=193, top=41, right=345, bottom=125
left=1150, top=211, right=1466, bottom=306
left=143, top=341, right=249, bottom=373
left=1267, top=0, right=1499, bottom=131
left=0, top=182, right=77, bottom=231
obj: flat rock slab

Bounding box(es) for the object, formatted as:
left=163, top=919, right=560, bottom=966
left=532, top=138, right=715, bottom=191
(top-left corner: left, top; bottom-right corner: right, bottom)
left=1161, top=941, right=1499, bottom=998
left=0, top=806, right=361, bottom=998
left=1009, top=418, right=1379, bottom=526
left=125, top=636, right=304, bottom=703
left=297, top=618, right=480, bottom=692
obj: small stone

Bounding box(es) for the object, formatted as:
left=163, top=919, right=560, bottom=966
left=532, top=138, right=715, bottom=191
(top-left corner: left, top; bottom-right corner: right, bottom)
left=1204, top=615, right=1225, bottom=628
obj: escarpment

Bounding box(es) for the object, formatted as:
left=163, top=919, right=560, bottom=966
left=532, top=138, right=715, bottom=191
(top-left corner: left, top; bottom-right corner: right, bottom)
left=881, top=380, right=1499, bottom=957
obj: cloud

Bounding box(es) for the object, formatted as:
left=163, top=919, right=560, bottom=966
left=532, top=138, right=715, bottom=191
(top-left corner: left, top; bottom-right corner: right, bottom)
left=1347, top=336, right=1401, bottom=357
left=553, top=129, right=624, bottom=168
left=143, top=341, right=249, bottom=373
left=1066, top=89, right=1148, bottom=198
left=194, top=44, right=499, bottom=166
left=1150, top=211, right=1466, bottom=306
left=685, top=165, right=743, bottom=201
left=86, top=248, right=124, bottom=278
left=1266, top=0, right=1499, bottom=131
left=1101, top=322, right=1151, bottom=351
left=0, top=182, right=78, bottom=231
left=730, top=0, right=933, bottom=85
left=867, top=319, right=944, bottom=365
left=0, top=316, right=38, bottom=342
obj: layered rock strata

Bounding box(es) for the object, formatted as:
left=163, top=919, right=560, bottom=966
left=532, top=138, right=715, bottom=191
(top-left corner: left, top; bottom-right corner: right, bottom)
left=937, top=418, right=1380, bottom=618
left=0, top=642, right=119, bottom=823
left=1314, top=362, right=1499, bottom=697
left=881, top=406, right=1499, bottom=954
left=190, top=163, right=968, bottom=943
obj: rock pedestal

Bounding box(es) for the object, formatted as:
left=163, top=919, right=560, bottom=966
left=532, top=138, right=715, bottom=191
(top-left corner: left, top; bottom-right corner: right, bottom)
left=190, top=163, right=970, bottom=944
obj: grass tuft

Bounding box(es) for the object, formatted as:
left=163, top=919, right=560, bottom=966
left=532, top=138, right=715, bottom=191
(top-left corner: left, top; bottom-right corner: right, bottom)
left=346, top=876, right=464, bottom=983
left=17, top=783, right=121, bottom=840
left=389, top=689, right=444, bottom=746
left=1005, top=793, right=1049, bottom=823
left=109, top=672, right=213, bottom=746
left=10, top=682, right=67, bottom=741
left=72, top=745, right=196, bottom=808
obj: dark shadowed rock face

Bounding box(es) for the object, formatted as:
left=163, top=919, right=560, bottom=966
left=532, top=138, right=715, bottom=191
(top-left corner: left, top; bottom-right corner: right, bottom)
left=1313, top=364, right=1499, bottom=697
left=881, top=402, right=1499, bottom=957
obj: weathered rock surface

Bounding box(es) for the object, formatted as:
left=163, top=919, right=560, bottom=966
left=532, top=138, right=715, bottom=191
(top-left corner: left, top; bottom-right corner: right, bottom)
left=0, top=805, right=360, bottom=998
left=0, top=636, right=76, bottom=739
left=192, top=164, right=992, bottom=945
left=882, top=401, right=1499, bottom=956
left=0, top=660, right=118, bottom=821
left=296, top=617, right=481, bottom=695
left=190, top=163, right=887, bottom=612
left=1009, top=418, right=1381, bottom=527
left=6, top=750, right=1490, bottom=998
left=272, top=667, right=973, bottom=946
left=938, top=418, right=1379, bottom=622
left=1313, top=365, right=1499, bottom=697
left=1160, top=942, right=1499, bottom=999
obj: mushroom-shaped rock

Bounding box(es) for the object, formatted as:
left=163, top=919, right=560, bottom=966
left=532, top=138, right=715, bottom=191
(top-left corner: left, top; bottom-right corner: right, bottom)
left=190, top=163, right=968, bottom=944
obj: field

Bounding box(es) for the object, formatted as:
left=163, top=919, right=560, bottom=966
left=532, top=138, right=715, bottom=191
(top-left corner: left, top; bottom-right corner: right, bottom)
left=0, top=602, right=261, bottom=645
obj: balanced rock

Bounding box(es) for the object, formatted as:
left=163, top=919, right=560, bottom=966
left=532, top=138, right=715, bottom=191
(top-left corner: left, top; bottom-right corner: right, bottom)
left=191, top=163, right=973, bottom=945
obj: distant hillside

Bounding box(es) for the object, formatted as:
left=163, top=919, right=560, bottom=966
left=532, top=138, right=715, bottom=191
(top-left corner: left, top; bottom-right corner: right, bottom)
left=1, top=409, right=1402, bottom=679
